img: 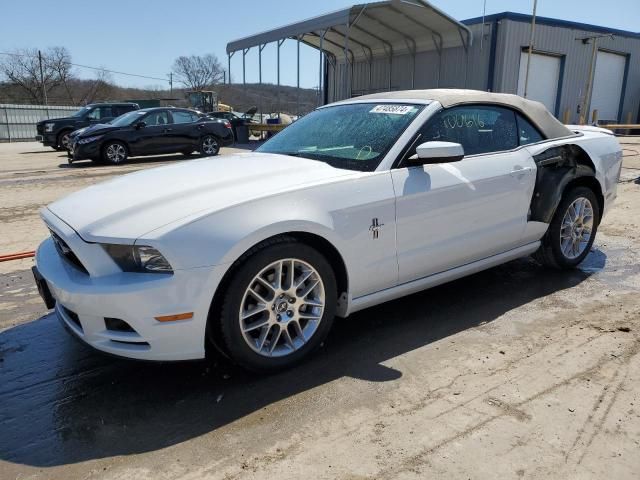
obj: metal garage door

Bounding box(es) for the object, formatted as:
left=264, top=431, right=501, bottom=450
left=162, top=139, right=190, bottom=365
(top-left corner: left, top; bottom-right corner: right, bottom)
left=590, top=51, right=627, bottom=123
left=517, top=51, right=561, bottom=114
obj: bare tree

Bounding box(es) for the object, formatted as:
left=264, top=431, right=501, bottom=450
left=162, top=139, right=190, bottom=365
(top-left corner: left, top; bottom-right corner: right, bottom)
left=0, top=47, right=73, bottom=104
left=172, top=54, right=224, bottom=91
left=77, top=68, right=114, bottom=104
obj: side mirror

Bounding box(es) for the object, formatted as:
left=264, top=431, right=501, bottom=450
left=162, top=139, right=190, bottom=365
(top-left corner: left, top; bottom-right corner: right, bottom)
left=409, top=141, right=464, bottom=165
left=134, top=121, right=146, bottom=129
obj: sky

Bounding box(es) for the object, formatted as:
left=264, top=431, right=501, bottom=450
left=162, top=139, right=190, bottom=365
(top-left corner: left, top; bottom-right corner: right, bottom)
left=1, top=0, right=638, bottom=91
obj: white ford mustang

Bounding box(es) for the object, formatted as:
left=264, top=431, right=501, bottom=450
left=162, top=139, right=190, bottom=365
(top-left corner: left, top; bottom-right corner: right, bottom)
left=33, top=89, right=623, bottom=371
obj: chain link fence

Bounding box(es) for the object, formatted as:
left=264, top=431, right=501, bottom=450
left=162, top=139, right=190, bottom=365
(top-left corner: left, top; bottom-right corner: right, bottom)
left=0, top=104, right=77, bottom=142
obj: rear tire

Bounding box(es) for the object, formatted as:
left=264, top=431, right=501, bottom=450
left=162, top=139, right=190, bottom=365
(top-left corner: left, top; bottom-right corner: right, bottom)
left=200, top=135, right=220, bottom=156
left=101, top=141, right=128, bottom=165
left=216, top=237, right=337, bottom=372
left=533, top=186, right=600, bottom=269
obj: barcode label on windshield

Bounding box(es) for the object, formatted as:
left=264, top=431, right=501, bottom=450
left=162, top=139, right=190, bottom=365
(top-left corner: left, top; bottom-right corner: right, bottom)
left=370, top=105, right=413, bottom=115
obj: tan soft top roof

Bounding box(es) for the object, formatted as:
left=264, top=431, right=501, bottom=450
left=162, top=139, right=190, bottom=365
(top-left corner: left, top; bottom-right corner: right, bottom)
left=341, top=89, right=573, bottom=140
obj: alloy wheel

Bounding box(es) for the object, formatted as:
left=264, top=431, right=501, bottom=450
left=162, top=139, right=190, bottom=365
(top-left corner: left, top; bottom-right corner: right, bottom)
left=105, top=144, right=126, bottom=164
left=202, top=136, right=219, bottom=155
left=560, top=197, right=594, bottom=259
left=60, top=133, right=70, bottom=150
left=238, top=258, right=325, bottom=357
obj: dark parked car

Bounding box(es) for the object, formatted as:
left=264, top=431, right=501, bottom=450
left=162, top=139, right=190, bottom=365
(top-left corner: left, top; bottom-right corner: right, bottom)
left=68, top=107, right=234, bottom=165
left=36, top=103, right=139, bottom=150
left=209, top=107, right=258, bottom=139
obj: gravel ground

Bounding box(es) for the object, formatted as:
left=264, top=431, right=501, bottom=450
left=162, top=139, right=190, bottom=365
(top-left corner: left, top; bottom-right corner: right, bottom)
left=0, top=139, right=639, bottom=480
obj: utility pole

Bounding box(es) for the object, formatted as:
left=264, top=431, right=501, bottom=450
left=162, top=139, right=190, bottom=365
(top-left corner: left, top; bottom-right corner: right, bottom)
left=480, top=0, right=487, bottom=51
left=38, top=50, right=48, bottom=106
left=169, top=72, right=173, bottom=94
left=523, top=0, right=538, bottom=98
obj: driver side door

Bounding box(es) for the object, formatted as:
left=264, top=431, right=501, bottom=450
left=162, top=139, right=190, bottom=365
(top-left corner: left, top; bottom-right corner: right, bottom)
left=392, top=104, right=536, bottom=284
left=132, top=110, right=174, bottom=155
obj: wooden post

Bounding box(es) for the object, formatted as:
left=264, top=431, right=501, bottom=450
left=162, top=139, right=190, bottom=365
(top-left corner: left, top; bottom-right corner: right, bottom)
left=591, top=109, right=598, bottom=125
left=562, top=109, right=571, bottom=124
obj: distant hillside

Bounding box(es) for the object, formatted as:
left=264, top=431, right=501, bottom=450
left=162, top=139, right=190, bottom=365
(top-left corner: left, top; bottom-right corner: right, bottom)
left=0, top=79, right=320, bottom=115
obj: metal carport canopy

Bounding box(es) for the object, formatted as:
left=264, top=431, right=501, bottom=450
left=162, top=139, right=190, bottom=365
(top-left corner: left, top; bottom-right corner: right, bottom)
left=226, top=0, right=472, bottom=61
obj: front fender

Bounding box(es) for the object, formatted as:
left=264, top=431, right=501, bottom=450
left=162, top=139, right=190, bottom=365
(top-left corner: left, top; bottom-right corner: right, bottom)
left=140, top=197, right=344, bottom=271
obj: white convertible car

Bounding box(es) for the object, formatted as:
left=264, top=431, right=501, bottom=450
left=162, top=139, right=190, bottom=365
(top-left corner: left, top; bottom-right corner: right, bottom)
left=33, top=89, right=623, bottom=371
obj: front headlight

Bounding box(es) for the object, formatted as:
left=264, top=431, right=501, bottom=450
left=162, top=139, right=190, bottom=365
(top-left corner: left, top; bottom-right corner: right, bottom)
left=102, top=244, right=173, bottom=273
left=44, top=123, right=55, bottom=132
left=78, top=135, right=103, bottom=144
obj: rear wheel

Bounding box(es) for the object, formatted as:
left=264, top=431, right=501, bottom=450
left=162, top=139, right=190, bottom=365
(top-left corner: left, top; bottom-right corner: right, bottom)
left=101, top=141, right=128, bottom=165
left=534, top=186, right=600, bottom=269
left=200, top=135, right=220, bottom=156
left=217, top=238, right=336, bottom=372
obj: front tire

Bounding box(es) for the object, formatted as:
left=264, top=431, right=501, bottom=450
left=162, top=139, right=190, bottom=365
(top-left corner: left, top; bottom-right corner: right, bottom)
left=534, top=186, right=600, bottom=269
left=56, top=130, right=72, bottom=151
left=200, top=135, right=220, bottom=156
left=217, top=238, right=337, bottom=372
left=101, top=141, right=128, bottom=165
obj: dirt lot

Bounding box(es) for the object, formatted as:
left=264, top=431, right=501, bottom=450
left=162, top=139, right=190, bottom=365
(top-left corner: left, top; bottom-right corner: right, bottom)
left=0, top=139, right=639, bottom=480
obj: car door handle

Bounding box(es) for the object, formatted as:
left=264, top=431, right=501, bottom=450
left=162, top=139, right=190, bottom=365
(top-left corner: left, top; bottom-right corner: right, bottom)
left=162, top=128, right=173, bottom=133
left=510, top=166, right=532, bottom=177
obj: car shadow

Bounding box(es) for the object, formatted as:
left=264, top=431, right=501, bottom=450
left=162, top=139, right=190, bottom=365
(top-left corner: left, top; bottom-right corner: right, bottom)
left=0, top=255, right=598, bottom=467
left=57, top=153, right=206, bottom=169
left=19, top=150, right=61, bottom=155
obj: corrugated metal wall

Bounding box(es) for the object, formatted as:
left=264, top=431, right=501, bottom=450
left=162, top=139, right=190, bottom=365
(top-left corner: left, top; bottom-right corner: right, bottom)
left=327, top=18, right=640, bottom=124
left=327, top=23, right=491, bottom=102
left=0, top=104, right=78, bottom=142
left=494, top=19, right=640, bottom=124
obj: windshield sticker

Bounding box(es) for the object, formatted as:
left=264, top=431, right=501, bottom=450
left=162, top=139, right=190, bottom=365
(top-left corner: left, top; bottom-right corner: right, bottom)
left=370, top=105, right=413, bottom=115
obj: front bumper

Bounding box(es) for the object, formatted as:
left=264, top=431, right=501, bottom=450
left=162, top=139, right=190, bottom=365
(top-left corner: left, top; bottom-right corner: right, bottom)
left=35, top=235, right=228, bottom=361
left=69, top=141, right=100, bottom=161
left=37, top=133, right=57, bottom=146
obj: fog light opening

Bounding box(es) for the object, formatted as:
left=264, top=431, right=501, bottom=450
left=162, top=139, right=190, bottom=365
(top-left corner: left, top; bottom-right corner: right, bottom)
left=105, top=317, right=136, bottom=333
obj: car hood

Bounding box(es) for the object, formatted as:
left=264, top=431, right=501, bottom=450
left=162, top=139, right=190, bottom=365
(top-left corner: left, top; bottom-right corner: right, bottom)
left=47, top=153, right=357, bottom=242
left=38, top=116, right=75, bottom=125
left=77, top=123, right=119, bottom=137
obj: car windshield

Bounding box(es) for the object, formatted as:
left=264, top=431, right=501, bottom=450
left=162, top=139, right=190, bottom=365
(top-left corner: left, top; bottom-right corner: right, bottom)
left=257, top=103, right=423, bottom=171
left=109, top=110, right=146, bottom=127
left=72, top=106, right=91, bottom=117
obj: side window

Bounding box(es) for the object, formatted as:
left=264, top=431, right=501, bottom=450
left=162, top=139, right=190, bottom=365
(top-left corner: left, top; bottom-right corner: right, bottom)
left=418, top=105, right=518, bottom=156
left=516, top=113, right=545, bottom=145
left=143, top=111, right=170, bottom=126
left=86, top=108, right=100, bottom=120
left=172, top=111, right=198, bottom=124
left=87, top=106, right=113, bottom=120
left=115, top=105, right=134, bottom=116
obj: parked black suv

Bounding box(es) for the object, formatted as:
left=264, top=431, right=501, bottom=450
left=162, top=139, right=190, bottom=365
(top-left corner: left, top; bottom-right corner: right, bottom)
left=68, top=107, right=234, bottom=165
left=36, top=103, right=139, bottom=150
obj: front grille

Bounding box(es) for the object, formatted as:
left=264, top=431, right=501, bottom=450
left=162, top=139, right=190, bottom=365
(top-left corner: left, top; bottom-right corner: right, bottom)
left=50, top=230, right=89, bottom=274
